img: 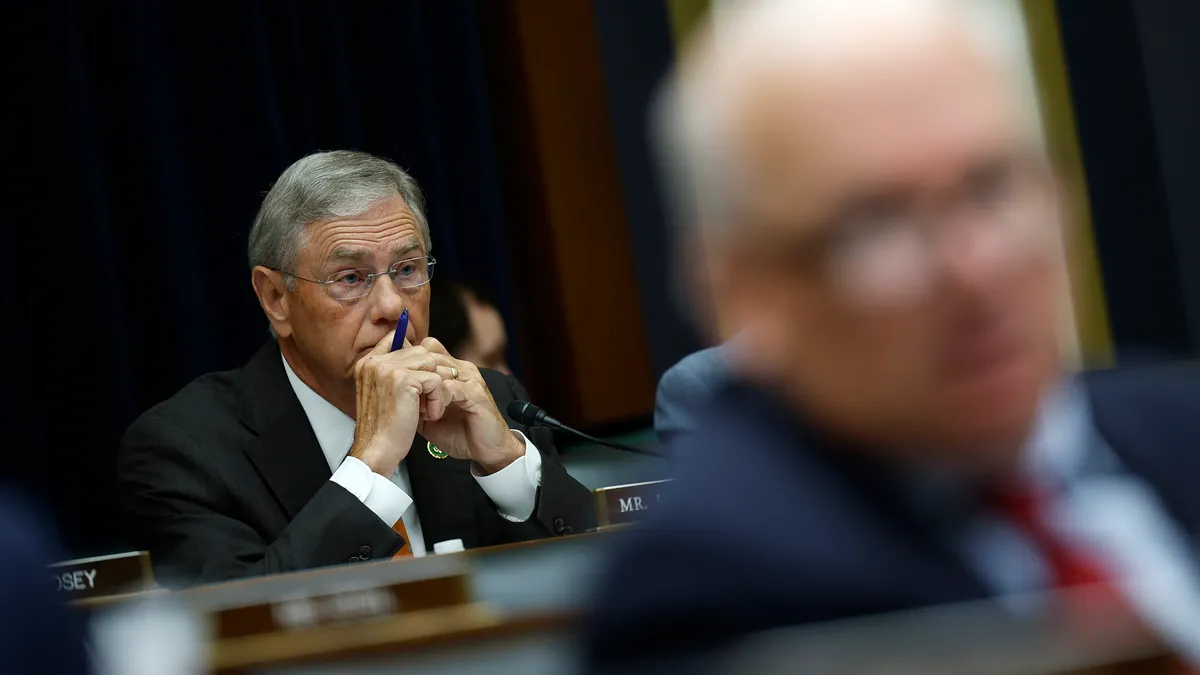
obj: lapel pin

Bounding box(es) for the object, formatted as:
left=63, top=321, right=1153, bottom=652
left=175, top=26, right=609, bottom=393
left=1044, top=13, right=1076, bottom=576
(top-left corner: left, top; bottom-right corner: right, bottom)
left=427, top=441, right=448, bottom=459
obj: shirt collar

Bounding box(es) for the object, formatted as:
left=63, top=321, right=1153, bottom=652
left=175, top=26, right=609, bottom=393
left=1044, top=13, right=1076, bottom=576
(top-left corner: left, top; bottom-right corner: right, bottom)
left=1020, top=376, right=1100, bottom=488
left=280, top=353, right=356, bottom=474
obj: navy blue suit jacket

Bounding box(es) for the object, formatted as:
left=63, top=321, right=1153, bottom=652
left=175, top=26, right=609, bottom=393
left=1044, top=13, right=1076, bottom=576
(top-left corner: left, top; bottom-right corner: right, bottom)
left=585, top=366, right=1200, bottom=665
left=654, top=347, right=727, bottom=446
left=0, top=492, right=91, bottom=674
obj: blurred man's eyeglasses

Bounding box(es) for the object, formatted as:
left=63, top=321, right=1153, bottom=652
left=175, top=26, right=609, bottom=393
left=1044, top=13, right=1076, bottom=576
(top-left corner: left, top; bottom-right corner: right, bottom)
left=756, top=160, right=1058, bottom=307
left=274, top=255, right=436, bottom=301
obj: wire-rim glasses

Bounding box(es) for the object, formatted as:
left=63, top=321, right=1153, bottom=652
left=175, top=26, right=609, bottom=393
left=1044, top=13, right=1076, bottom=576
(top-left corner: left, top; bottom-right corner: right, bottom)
left=275, top=255, right=436, bottom=301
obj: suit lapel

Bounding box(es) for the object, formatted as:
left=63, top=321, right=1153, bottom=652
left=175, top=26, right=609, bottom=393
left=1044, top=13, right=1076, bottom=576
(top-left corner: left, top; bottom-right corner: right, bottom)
left=1086, top=370, right=1200, bottom=534
left=238, top=342, right=333, bottom=520
left=406, top=434, right=479, bottom=549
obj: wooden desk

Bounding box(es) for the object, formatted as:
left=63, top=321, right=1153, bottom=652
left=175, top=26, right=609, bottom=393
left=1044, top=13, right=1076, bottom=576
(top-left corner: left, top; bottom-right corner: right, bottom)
left=83, top=531, right=619, bottom=673
left=81, top=531, right=1185, bottom=675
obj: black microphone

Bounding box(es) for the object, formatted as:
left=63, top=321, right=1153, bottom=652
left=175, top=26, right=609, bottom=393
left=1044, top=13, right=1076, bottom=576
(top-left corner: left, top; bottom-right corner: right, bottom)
left=507, top=400, right=663, bottom=457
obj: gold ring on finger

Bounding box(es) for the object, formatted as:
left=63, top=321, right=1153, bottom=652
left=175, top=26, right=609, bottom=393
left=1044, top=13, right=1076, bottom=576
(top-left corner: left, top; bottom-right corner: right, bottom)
left=450, top=366, right=459, bottom=380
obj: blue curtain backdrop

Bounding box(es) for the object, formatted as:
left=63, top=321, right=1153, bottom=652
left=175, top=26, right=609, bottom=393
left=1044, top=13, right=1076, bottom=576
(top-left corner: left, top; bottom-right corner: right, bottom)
left=21, top=0, right=516, bottom=555
left=1057, top=0, right=1198, bottom=360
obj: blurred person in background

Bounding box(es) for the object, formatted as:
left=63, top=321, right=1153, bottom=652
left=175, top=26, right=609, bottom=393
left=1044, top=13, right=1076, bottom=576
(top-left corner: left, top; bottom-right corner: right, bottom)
left=587, top=0, right=1200, bottom=667
left=428, top=277, right=512, bottom=376
left=118, top=151, right=593, bottom=586
left=0, top=490, right=90, bottom=674
left=653, top=345, right=726, bottom=446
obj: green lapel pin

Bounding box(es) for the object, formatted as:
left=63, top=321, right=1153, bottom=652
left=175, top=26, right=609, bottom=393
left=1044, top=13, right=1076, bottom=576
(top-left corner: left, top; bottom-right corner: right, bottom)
left=427, top=441, right=448, bottom=459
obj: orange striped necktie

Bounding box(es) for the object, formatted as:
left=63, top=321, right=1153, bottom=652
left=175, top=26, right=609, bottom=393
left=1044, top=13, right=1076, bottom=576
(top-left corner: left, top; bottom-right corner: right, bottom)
left=392, top=517, right=413, bottom=559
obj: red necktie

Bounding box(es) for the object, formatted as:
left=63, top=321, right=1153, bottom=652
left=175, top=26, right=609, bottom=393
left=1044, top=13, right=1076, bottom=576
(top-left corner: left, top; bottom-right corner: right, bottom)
left=989, top=484, right=1195, bottom=673
left=989, top=484, right=1115, bottom=589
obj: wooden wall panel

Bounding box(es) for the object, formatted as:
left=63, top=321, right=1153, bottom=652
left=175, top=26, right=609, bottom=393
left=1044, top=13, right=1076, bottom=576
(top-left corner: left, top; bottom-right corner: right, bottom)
left=480, top=0, right=655, bottom=428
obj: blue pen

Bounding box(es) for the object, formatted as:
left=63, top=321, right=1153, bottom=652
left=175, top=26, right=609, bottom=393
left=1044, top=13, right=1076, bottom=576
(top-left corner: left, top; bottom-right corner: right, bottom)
left=390, top=308, right=409, bottom=352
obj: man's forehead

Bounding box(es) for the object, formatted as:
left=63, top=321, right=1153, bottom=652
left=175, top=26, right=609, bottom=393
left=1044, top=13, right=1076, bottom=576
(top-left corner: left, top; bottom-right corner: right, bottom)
left=727, top=34, right=1019, bottom=225
left=303, top=197, right=424, bottom=263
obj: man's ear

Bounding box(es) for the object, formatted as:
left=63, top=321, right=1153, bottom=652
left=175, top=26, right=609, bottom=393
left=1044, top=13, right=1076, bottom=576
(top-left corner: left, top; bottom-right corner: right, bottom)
left=251, top=267, right=294, bottom=338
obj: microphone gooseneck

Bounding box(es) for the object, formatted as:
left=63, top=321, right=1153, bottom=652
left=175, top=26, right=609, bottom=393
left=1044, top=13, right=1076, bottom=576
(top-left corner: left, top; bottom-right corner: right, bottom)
left=506, top=400, right=662, bottom=457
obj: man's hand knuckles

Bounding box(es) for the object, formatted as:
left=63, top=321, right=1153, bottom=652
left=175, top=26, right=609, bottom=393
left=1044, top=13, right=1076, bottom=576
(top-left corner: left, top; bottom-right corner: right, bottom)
left=386, top=366, right=413, bottom=387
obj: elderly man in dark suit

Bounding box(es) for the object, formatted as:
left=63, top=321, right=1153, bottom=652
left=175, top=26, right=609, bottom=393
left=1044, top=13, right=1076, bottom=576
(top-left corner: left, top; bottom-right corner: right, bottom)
left=586, top=0, right=1200, bottom=668
left=119, top=151, right=593, bottom=586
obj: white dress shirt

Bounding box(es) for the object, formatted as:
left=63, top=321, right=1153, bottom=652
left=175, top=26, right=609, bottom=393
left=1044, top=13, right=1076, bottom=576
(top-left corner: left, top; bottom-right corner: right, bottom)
left=281, top=354, right=543, bottom=557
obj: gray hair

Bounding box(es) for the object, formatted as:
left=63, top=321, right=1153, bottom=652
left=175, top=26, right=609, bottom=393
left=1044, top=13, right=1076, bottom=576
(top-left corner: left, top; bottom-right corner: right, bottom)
left=656, top=0, right=1041, bottom=232
left=248, top=150, right=432, bottom=281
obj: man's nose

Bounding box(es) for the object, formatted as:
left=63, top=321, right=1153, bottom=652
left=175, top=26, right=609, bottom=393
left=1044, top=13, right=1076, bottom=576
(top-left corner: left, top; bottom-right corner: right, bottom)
left=938, top=219, right=1012, bottom=293
left=367, top=276, right=405, bottom=325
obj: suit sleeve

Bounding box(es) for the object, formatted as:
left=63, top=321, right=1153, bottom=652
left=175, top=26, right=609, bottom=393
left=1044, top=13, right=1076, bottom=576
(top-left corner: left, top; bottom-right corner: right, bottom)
left=487, top=374, right=597, bottom=540
left=654, top=360, right=716, bottom=446
left=118, top=413, right=403, bottom=586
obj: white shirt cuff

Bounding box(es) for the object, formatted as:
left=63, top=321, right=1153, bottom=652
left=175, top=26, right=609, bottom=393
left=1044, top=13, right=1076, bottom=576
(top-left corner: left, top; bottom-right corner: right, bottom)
left=331, top=456, right=412, bottom=527
left=472, top=430, right=543, bottom=522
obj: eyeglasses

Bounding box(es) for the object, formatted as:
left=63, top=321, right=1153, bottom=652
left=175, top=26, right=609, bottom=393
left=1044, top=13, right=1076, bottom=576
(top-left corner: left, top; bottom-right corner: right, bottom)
left=748, top=159, right=1059, bottom=307
left=276, top=255, right=436, bottom=301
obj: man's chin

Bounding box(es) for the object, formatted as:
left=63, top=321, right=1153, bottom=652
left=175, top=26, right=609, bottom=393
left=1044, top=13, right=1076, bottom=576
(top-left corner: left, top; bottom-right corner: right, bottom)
left=940, top=366, right=1049, bottom=448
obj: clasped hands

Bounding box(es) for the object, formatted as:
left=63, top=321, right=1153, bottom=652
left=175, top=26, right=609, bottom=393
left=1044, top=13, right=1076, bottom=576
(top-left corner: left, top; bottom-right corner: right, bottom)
left=348, top=332, right=525, bottom=477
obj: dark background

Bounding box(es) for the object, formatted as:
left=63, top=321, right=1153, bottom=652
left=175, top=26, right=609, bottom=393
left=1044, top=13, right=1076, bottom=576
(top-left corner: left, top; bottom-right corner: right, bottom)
left=1057, top=0, right=1200, bottom=359
left=6, top=0, right=1198, bottom=558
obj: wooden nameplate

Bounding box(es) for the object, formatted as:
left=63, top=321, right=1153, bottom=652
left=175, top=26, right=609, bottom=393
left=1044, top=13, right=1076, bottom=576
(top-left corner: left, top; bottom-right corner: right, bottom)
left=210, top=572, right=478, bottom=670
left=593, top=479, right=671, bottom=529
left=51, top=551, right=154, bottom=600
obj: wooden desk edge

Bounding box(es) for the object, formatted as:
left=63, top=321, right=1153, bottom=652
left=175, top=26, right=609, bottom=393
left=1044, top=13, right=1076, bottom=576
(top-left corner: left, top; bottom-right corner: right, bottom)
left=211, top=606, right=578, bottom=673
left=71, top=530, right=621, bottom=612
left=72, top=587, right=167, bottom=611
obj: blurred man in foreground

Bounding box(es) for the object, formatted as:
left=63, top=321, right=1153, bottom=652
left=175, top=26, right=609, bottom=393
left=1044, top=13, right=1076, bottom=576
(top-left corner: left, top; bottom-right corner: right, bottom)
left=587, top=0, right=1200, bottom=666
left=119, top=151, right=592, bottom=585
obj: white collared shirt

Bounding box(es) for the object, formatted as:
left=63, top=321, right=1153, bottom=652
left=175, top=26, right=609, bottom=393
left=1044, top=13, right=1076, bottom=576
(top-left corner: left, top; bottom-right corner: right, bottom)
left=281, top=354, right=543, bottom=557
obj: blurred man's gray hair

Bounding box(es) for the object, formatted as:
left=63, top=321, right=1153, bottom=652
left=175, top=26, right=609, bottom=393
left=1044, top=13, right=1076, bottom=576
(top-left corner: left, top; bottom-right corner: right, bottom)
left=655, top=0, right=1040, bottom=231
left=248, top=150, right=431, bottom=284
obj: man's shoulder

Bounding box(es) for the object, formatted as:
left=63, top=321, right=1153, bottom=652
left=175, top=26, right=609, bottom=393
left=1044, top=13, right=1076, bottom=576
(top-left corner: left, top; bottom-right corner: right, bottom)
left=654, top=347, right=729, bottom=444
left=658, top=346, right=727, bottom=397
left=122, top=359, right=249, bottom=449
left=1083, top=363, right=1200, bottom=492
left=664, top=380, right=838, bottom=509
left=1084, top=361, right=1200, bottom=421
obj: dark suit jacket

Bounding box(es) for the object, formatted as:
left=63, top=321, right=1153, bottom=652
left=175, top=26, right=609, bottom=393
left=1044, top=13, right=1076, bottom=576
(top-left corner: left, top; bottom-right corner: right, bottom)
left=0, top=491, right=90, bottom=674
left=586, top=367, right=1200, bottom=665
left=654, top=346, right=727, bottom=446
left=118, top=341, right=595, bottom=586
